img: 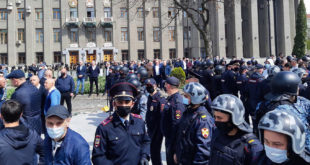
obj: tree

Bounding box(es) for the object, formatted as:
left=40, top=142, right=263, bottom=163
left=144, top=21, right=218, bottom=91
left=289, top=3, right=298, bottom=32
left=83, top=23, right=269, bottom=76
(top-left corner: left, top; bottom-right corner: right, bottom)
left=292, top=0, right=307, bottom=58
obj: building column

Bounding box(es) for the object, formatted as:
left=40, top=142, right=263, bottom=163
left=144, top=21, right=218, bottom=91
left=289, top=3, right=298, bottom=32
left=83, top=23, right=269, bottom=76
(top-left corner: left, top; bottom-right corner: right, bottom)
left=224, top=0, right=243, bottom=59
left=25, top=0, right=35, bottom=64
left=175, top=2, right=183, bottom=59
left=7, top=0, right=17, bottom=66
left=43, top=0, right=53, bottom=64
left=209, top=1, right=226, bottom=58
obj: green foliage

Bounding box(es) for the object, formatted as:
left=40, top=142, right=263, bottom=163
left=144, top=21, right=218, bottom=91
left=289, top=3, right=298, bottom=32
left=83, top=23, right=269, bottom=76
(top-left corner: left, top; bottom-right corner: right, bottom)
left=307, top=40, right=310, bottom=50
left=292, top=0, right=307, bottom=58
left=6, top=88, right=15, bottom=99
left=74, top=77, right=106, bottom=94
left=170, top=67, right=186, bottom=87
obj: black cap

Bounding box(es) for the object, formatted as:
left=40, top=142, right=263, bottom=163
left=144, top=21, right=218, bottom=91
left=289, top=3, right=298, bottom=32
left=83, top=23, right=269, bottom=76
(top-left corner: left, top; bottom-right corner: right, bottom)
left=109, top=82, right=138, bottom=101
left=240, top=65, right=248, bottom=71
left=166, top=76, right=180, bottom=86
left=255, top=64, right=264, bottom=70
left=6, top=70, right=25, bottom=79
left=145, top=78, right=156, bottom=86
left=46, top=105, right=70, bottom=119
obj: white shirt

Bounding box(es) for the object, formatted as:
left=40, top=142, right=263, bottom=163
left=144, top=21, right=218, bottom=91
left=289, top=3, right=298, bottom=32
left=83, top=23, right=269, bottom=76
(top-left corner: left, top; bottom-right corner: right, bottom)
left=155, top=65, right=160, bottom=76
left=48, top=86, right=56, bottom=95
left=183, top=61, right=187, bottom=70
left=92, top=66, right=96, bottom=70
left=119, top=115, right=130, bottom=126
left=36, top=84, right=41, bottom=90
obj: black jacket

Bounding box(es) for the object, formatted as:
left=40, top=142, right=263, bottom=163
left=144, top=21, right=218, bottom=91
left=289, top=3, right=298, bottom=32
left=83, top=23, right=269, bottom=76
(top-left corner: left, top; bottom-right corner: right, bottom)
left=0, top=125, right=45, bottom=165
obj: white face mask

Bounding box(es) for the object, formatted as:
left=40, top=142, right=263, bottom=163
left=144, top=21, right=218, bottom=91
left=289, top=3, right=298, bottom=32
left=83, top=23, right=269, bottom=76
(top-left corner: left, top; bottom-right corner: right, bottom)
left=264, top=144, right=288, bottom=163
left=46, top=126, right=65, bottom=139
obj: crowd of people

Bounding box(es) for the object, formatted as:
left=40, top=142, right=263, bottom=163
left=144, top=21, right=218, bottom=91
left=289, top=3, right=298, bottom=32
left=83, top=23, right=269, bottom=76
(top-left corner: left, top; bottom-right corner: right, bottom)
left=0, top=54, right=309, bottom=164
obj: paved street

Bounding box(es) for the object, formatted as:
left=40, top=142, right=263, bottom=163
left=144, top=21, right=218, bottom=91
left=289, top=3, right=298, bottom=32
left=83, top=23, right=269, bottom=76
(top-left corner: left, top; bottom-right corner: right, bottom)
left=70, top=95, right=167, bottom=164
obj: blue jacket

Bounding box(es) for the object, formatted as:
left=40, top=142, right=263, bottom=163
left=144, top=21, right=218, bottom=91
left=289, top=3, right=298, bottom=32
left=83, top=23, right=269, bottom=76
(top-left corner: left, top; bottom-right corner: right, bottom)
left=44, top=88, right=61, bottom=114
left=55, top=75, right=75, bottom=93
left=92, top=113, right=151, bottom=165
left=165, top=65, right=172, bottom=76
left=11, top=81, right=42, bottom=134
left=0, top=125, right=45, bottom=165
left=88, top=66, right=100, bottom=78
left=76, top=65, right=87, bottom=79
left=44, top=128, right=91, bottom=165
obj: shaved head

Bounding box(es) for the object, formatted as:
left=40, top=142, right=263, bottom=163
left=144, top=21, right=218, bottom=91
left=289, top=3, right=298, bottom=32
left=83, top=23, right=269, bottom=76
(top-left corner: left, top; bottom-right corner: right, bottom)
left=44, top=78, right=55, bottom=90
left=0, top=77, right=6, bottom=88
left=30, top=75, right=40, bottom=87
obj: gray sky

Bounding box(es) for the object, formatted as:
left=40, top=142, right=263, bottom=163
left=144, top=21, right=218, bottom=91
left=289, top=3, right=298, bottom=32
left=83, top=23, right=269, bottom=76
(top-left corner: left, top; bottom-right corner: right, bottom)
left=305, top=0, right=310, bottom=14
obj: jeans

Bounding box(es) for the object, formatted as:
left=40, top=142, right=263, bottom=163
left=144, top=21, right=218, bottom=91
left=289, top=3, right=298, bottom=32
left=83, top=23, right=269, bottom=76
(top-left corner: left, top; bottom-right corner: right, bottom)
left=60, top=92, right=72, bottom=114
left=75, top=78, right=85, bottom=94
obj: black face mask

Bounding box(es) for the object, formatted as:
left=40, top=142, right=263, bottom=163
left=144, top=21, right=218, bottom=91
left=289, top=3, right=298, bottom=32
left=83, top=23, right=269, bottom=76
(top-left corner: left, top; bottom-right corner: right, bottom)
left=215, top=121, right=235, bottom=134
left=61, top=73, right=66, bottom=77
left=146, top=86, right=155, bottom=94
left=116, top=106, right=131, bottom=117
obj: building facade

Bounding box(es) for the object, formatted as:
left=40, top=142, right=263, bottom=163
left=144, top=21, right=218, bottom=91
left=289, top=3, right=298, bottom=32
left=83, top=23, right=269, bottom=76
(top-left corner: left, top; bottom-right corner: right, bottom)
left=0, top=0, right=183, bottom=66
left=185, top=0, right=301, bottom=59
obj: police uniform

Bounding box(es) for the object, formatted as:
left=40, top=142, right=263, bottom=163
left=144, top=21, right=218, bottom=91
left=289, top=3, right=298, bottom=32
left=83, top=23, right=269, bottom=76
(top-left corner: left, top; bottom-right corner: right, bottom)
left=221, top=69, right=238, bottom=96
left=236, top=66, right=248, bottom=103
left=92, top=82, right=151, bottom=165
left=145, top=78, right=166, bottom=165
left=161, top=77, right=185, bottom=165
left=175, top=106, right=215, bottom=165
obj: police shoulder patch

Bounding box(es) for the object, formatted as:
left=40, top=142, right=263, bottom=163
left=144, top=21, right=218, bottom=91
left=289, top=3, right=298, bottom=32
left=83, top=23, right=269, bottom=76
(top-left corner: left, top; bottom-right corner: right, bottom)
left=131, top=113, right=142, bottom=119
left=201, top=128, right=209, bottom=139
left=176, top=110, right=181, bottom=119
left=101, top=116, right=113, bottom=126
left=248, top=139, right=255, bottom=144
left=94, top=135, right=100, bottom=148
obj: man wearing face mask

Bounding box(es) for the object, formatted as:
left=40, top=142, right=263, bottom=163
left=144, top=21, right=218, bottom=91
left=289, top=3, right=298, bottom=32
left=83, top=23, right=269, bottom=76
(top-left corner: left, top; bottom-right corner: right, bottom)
left=174, top=82, right=215, bottom=165
left=258, top=108, right=310, bottom=164
left=92, top=82, right=150, bottom=165
left=145, top=78, right=165, bottom=165
left=209, top=94, right=264, bottom=165
left=44, top=105, right=91, bottom=164
left=55, top=67, right=75, bottom=115
left=161, top=76, right=185, bottom=165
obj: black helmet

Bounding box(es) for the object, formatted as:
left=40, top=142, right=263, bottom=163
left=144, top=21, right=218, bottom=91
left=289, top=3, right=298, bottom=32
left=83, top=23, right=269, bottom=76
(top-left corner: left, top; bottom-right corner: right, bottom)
left=115, top=66, right=121, bottom=72
left=138, top=69, right=148, bottom=80
left=271, top=71, right=301, bottom=96
left=110, top=65, right=115, bottom=71
left=120, top=66, right=129, bottom=75
left=286, top=56, right=293, bottom=63
left=206, top=59, right=214, bottom=68
left=214, top=65, right=225, bottom=75
left=126, top=73, right=138, bottom=80
left=302, top=56, right=310, bottom=62
left=128, top=78, right=141, bottom=89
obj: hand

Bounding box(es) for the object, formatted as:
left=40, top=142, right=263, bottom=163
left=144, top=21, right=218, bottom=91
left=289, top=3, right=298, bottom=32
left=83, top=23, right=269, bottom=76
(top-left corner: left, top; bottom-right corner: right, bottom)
left=78, top=75, right=82, bottom=78
left=70, top=93, right=74, bottom=97
left=174, top=154, right=178, bottom=164
left=140, top=158, right=149, bottom=165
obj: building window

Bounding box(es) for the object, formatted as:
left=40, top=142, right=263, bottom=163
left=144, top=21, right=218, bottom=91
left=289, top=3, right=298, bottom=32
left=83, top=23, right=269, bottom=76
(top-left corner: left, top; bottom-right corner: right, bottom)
left=122, top=50, right=129, bottom=61
left=36, top=29, right=44, bottom=43
left=184, top=48, right=191, bottom=58
left=53, top=8, right=61, bottom=19
left=35, top=8, right=43, bottom=20
left=103, top=28, right=112, bottom=42
left=168, top=26, right=175, bottom=41
left=137, top=8, right=143, bottom=18
left=0, top=9, right=7, bottom=20
left=137, top=27, right=144, bottom=41
left=53, top=28, right=61, bottom=42
left=153, top=27, right=160, bottom=42
left=121, top=27, right=128, bottom=41
left=87, top=8, right=95, bottom=18
left=104, top=7, right=112, bottom=18
left=0, top=29, right=7, bottom=44
left=69, top=28, right=78, bottom=43
left=120, top=8, right=127, bottom=18
left=0, top=54, right=7, bottom=65
left=169, top=49, right=176, bottom=59
left=168, top=7, right=175, bottom=18
left=54, top=52, right=62, bottom=63
left=153, top=7, right=159, bottom=18
left=36, top=52, right=44, bottom=63
left=200, top=48, right=206, bottom=58
left=154, top=49, right=161, bottom=59
left=70, top=8, right=78, bottom=18
left=17, top=9, right=25, bottom=20
left=138, top=50, right=145, bottom=60
left=184, top=26, right=191, bottom=40
left=18, top=29, right=24, bottom=42
left=86, top=28, right=96, bottom=42
left=18, top=53, right=26, bottom=64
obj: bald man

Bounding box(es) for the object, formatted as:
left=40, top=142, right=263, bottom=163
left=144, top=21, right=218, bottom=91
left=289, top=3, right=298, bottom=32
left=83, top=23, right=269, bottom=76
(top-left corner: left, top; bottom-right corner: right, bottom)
left=44, top=78, right=61, bottom=114
left=40, top=69, right=53, bottom=86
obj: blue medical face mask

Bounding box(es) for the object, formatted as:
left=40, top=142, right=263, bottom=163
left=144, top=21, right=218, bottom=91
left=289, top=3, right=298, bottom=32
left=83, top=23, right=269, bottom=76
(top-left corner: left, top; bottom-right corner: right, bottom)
left=47, top=126, right=65, bottom=139
left=182, top=96, right=189, bottom=105
left=265, top=64, right=271, bottom=69
left=264, top=144, right=288, bottom=163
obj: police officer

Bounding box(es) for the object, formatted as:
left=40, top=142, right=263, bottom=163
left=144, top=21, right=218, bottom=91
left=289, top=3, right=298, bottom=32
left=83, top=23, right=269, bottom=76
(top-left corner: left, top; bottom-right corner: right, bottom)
left=258, top=108, right=310, bottom=164
left=145, top=78, right=165, bottom=165
left=209, top=94, right=264, bottom=165
left=244, top=64, right=265, bottom=121
left=161, top=76, right=185, bottom=165
left=260, top=65, right=281, bottom=98
left=201, top=60, right=214, bottom=98
left=174, top=82, right=215, bottom=165
left=129, top=78, right=147, bottom=120
left=236, top=65, right=248, bottom=103
left=92, top=82, right=150, bottom=165
left=255, top=71, right=310, bottom=153
left=211, top=65, right=224, bottom=99
left=292, top=68, right=308, bottom=98
left=221, top=63, right=238, bottom=96
left=118, top=66, right=129, bottom=81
